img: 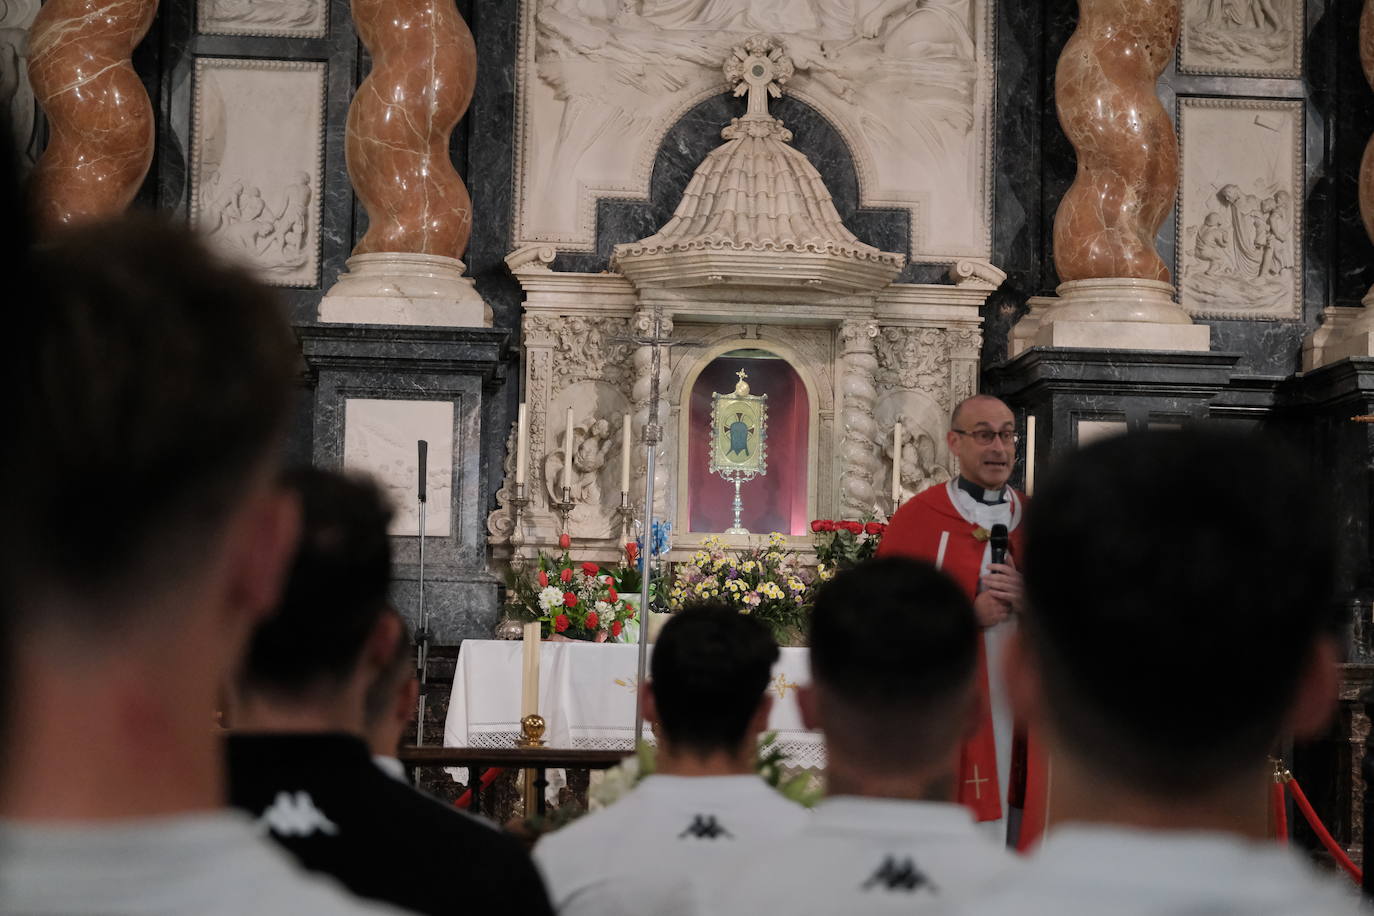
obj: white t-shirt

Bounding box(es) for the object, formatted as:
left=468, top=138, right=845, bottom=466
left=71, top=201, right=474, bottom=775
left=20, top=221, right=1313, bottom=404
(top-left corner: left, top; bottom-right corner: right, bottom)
left=533, top=773, right=807, bottom=916
left=672, top=796, right=1017, bottom=915
left=956, top=824, right=1363, bottom=915
left=0, top=811, right=409, bottom=915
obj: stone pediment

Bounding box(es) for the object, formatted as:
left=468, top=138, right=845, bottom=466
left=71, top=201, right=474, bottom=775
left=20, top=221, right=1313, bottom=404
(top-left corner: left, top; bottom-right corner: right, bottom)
left=612, top=36, right=905, bottom=295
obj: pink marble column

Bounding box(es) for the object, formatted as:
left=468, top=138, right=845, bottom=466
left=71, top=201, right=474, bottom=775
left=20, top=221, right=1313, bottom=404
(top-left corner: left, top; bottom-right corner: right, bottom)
left=1012, top=0, right=1206, bottom=354
left=321, top=0, right=487, bottom=325
left=348, top=0, right=476, bottom=258
left=1359, top=1, right=1374, bottom=256
left=26, top=0, right=158, bottom=232
left=1053, top=0, right=1177, bottom=283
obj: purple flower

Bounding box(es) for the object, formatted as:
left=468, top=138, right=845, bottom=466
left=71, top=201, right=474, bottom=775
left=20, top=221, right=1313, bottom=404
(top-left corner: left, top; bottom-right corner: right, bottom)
left=728, top=567, right=740, bottom=580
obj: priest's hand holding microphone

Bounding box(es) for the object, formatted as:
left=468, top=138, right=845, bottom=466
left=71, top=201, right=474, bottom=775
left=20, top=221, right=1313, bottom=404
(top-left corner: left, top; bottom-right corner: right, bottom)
left=974, top=523, right=1025, bottom=628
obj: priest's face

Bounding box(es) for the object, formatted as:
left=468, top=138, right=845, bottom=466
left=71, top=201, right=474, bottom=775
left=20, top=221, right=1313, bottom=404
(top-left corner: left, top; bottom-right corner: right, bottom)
left=948, top=397, right=1016, bottom=491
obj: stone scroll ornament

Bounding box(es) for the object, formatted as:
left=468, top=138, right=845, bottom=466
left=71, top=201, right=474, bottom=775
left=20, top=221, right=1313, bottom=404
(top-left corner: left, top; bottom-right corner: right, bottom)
left=1053, top=0, right=1180, bottom=282
left=26, top=0, right=159, bottom=231
left=346, top=0, right=476, bottom=258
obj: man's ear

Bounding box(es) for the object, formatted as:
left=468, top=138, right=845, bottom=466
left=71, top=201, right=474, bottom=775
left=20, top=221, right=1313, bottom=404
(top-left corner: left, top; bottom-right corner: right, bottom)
left=797, top=684, right=819, bottom=732
left=1002, top=628, right=1043, bottom=728
left=640, top=681, right=658, bottom=725
left=1286, top=636, right=1339, bottom=740
left=225, top=483, right=301, bottom=628
left=749, top=693, right=773, bottom=736
left=396, top=675, right=419, bottom=726
left=362, top=612, right=404, bottom=679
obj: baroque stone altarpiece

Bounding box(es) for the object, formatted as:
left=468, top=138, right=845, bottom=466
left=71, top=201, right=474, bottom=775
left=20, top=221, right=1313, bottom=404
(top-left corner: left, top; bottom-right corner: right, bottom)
left=488, top=36, right=1003, bottom=563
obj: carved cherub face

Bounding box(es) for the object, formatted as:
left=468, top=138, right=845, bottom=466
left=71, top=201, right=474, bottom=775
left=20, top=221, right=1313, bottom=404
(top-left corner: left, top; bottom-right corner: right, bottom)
left=591, top=418, right=610, bottom=436
left=1204, top=212, right=1222, bottom=227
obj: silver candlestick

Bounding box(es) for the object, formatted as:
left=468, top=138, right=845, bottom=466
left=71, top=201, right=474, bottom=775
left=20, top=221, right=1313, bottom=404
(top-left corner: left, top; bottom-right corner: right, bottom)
left=551, top=485, right=577, bottom=533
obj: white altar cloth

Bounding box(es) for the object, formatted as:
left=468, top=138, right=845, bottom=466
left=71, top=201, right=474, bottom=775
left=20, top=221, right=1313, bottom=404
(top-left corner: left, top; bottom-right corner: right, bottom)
left=443, top=640, right=825, bottom=773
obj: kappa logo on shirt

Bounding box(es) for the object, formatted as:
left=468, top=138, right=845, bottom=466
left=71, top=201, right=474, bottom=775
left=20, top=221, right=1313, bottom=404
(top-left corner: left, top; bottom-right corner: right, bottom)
left=257, top=790, right=341, bottom=838
left=677, top=814, right=733, bottom=840
left=860, top=856, right=936, bottom=893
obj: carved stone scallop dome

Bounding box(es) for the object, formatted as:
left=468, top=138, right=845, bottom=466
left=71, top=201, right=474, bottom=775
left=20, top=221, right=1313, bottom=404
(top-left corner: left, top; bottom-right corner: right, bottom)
left=612, top=36, right=905, bottom=295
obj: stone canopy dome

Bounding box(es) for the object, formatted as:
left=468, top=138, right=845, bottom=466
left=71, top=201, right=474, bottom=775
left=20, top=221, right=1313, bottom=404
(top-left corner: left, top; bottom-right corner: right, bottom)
left=612, top=36, right=905, bottom=295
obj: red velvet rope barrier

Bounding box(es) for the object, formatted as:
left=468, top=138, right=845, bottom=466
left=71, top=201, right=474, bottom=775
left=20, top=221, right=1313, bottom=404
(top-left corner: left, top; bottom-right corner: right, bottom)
left=1270, top=779, right=1288, bottom=847
left=454, top=766, right=504, bottom=810
left=1273, top=760, right=1362, bottom=883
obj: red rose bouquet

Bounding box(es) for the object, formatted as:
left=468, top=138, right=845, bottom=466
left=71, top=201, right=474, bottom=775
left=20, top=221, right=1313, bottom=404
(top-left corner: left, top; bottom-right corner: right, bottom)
left=809, top=518, right=886, bottom=580
left=505, top=544, right=638, bottom=642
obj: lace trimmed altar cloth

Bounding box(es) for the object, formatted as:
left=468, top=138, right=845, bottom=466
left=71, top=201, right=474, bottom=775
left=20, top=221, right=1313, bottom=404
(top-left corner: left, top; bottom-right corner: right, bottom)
left=443, top=640, right=825, bottom=782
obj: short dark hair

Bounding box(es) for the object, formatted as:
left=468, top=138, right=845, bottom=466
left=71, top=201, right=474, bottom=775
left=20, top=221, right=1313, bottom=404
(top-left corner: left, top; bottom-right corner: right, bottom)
left=650, top=602, right=779, bottom=755
left=4, top=215, right=297, bottom=624
left=364, top=606, right=414, bottom=729
left=241, top=468, right=394, bottom=697
left=1024, top=429, right=1338, bottom=796
left=809, top=557, right=978, bottom=770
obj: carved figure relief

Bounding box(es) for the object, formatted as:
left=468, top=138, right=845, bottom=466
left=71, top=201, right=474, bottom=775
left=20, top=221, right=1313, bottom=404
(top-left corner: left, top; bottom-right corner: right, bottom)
left=874, top=327, right=952, bottom=404
left=544, top=414, right=626, bottom=508
left=515, top=0, right=993, bottom=260
left=1180, top=0, right=1301, bottom=78
left=0, top=0, right=41, bottom=172
left=1177, top=98, right=1302, bottom=319
left=884, top=421, right=951, bottom=505
left=198, top=0, right=327, bottom=38
left=191, top=59, right=325, bottom=288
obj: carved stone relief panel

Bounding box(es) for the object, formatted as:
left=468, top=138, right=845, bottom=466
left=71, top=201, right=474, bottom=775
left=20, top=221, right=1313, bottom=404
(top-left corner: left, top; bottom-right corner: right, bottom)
left=527, top=315, right=635, bottom=389
left=875, top=389, right=952, bottom=512
left=874, top=327, right=955, bottom=404
left=191, top=58, right=326, bottom=288
left=0, top=0, right=41, bottom=172
left=513, top=0, right=994, bottom=261
left=197, top=0, right=328, bottom=39
left=342, top=398, right=453, bottom=537
left=1179, top=0, right=1302, bottom=78
left=1176, top=97, right=1303, bottom=320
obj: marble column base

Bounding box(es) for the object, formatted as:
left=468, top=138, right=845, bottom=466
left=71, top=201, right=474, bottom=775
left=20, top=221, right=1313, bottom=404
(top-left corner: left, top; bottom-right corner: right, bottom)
left=1011, top=278, right=1210, bottom=356
left=319, top=252, right=493, bottom=327
left=1304, top=302, right=1374, bottom=371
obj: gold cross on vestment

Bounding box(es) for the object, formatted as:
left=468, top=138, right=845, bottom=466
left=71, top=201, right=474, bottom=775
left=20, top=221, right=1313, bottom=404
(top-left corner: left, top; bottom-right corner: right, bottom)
left=772, top=673, right=798, bottom=699
left=965, top=764, right=988, bottom=800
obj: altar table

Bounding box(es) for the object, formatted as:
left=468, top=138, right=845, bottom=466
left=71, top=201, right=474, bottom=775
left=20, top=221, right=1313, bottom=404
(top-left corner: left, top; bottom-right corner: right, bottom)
left=443, top=640, right=825, bottom=777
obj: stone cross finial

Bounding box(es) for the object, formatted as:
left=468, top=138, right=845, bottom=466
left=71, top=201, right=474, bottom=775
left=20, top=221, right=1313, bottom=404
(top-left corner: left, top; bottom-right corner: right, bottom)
left=724, top=35, right=794, bottom=120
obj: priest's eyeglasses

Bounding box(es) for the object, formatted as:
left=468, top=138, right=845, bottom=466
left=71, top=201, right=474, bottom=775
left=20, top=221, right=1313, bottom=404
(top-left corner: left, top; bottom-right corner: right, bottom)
left=952, top=428, right=1019, bottom=445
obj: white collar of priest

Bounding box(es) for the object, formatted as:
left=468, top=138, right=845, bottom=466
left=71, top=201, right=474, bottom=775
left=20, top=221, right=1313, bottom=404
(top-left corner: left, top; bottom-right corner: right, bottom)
left=957, top=475, right=1006, bottom=506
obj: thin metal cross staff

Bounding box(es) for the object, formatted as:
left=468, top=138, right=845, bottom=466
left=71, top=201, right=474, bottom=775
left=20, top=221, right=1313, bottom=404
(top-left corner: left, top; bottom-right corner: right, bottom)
left=612, top=305, right=695, bottom=743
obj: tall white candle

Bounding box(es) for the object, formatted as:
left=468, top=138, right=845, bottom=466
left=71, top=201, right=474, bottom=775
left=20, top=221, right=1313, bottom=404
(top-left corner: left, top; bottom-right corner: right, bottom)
left=562, top=407, right=574, bottom=491
left=521, top=622, right=540, bottom=718
left=514, top=403, right=529, bottom=486
left=620, top=413, right=632, bottom=493
left=891, top=420, right=903, bottom=506
left=1025, top=414, right=1036, bottom=497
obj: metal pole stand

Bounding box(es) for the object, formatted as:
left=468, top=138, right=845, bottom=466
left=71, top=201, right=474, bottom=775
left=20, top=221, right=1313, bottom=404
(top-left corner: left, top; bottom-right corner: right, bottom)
left=509, top=482, right=530, bottom=563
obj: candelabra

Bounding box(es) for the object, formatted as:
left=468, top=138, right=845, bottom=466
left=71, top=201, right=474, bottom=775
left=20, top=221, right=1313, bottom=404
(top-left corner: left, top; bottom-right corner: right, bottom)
left=550, top=485, right=577, bottom=532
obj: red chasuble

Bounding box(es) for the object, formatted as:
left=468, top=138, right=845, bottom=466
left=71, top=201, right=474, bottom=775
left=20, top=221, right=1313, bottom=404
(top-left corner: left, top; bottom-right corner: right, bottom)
left=876, top=481, right=1026, bottom=823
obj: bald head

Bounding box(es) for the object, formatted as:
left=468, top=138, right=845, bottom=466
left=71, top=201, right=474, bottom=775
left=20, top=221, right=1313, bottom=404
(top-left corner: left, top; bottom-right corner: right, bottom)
left=949, top=395, right=1011, bottom=431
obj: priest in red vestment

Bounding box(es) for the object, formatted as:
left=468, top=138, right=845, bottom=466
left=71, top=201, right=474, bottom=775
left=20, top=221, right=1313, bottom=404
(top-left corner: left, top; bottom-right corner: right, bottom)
left=876, top=395, right=1029, bottom=839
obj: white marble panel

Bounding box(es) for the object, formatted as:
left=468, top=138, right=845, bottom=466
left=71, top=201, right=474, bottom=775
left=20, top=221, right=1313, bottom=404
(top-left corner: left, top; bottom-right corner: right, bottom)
left=191, top=58, right=325, bottom=288
left=197, top=0, right=327, bottom=39
left=1076, top=420, right=1127, bottom=447
left=512, top=0, right=993, bottom=262
left=1176, top=98, right=1303, bottom=320
left=0, top=0, right=41, bottom=172
left=343, top=399, right=454, bottom=538
left=1179, top=0, right=1302, bottom=78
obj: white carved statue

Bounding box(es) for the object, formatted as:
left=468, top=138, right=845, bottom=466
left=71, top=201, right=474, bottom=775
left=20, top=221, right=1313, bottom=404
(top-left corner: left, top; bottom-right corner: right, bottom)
left=886, top=422, right=951, bottom=505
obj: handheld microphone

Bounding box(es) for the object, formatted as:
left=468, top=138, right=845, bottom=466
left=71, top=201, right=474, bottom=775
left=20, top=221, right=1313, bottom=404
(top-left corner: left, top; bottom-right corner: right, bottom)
left=989, top=523, right=1009, bottom=567
left=417, top=440, right=428, bottom=503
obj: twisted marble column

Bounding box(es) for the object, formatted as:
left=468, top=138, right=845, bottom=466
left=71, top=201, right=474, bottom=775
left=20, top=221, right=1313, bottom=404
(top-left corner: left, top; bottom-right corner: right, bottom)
left=1014, top=0, right=1207, bottom=352
left=1359, top=0, right=1374, bottom=287
left=321, top=0, right=488, bottom=325
left=1053, top=0, right=1177, bottom=284
left=26, top=0, right=158, bottom=231
left=838, top=321, right=880, bottom=520
left=1309, top=0, right=1374, bottom=366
